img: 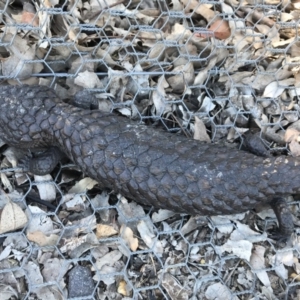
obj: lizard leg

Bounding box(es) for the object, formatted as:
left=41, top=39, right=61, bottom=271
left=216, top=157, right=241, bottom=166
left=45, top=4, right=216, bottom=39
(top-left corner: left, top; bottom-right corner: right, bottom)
left=19, top=147, right=65, bottom=175
left=270, top=197, right=294, bottom=239
left=71, top=90, right=99, bottom=109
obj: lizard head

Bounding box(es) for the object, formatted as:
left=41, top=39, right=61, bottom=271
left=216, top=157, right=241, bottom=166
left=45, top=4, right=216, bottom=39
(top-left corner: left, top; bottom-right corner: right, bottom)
left=0, top=85, right=59, bottom=148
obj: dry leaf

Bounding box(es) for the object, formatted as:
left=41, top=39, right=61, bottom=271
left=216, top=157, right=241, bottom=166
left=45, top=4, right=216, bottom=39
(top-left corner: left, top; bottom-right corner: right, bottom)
left=21, top=2, right=39, bottom=27
left=230, top=222, right=267, bottom=243
left=152, top=75, right=169, bottom=116
left=34, top=175, right=56, bottom=201
left=194, top=55, right=218, bottom=85
left=94, top=250, right=122, bottom=270
left=96, top=224, right=118, bottom=238
left=120, top=225, right=138, bottom=251
left=250, top=245, right=272, bottom=289
left=117, top=280, right=129, bottom=296
left=44, top=0, right=59, bottom=7
left=285, top=128, right=300, bottom=143
left=1, top=173, right=13, bottom=193
left=68, top=177, right=98, bottom=194
left=181, top=1, right=215, bottom=22
left=75, top=70, right=102, bottom=88
left=60, top=232, right=98, bottom=254
left=152, top=209, right=176, bottom=223
left=64, top=194, right=85, bottom=211
left=291, top=273, right=300, bottom=281
left=217, top=239, right=253, bottom=261
left=162, top=273, right=189, bottom=299
left=27, top=231, right=59, bottom=246
left=288, top=140, right=300, bottom=156
left=193, top=117, right=211, bottom=142
left=0, top=202, right=28, bottom=234
left=205, top=282, right=232, bottom=299
left=167, top=62, right=195, bottom=93
left=1, top=34, right=36, bottom=79
left=25, top=205, right=54, bottom=234
left=137, top=220, right=163, bottom=255
left=285, top=128, right=300, bottom=156
left=0, top=285, right=18, bottom=299
left=21, top=11, right=39, bottom=26
left=196, top=18, right=231, bottom=40
left=262, top=78, right=295, bottom=98
left=24, top=261, right=43, bottom=285
left=271, top=250, right=293, bottom=279
left=209, top=18, right=231, bottom=39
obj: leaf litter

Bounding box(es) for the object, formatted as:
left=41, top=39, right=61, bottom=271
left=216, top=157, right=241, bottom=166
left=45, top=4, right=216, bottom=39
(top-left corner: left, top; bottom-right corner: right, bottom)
left=0, top=0, right=299, bottom=299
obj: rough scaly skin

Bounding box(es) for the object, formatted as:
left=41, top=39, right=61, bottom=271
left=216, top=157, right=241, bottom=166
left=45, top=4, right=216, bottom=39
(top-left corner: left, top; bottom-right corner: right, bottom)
left=0, top=85, right=298, bottom=234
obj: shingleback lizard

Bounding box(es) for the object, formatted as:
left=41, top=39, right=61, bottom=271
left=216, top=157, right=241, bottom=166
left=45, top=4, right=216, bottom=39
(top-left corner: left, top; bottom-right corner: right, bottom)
left=0, top=85, right=297, bottom=237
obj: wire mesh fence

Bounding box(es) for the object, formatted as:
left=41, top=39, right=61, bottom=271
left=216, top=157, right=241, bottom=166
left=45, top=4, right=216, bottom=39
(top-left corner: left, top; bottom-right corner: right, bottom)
left=0, top=0, right=299, bottom=299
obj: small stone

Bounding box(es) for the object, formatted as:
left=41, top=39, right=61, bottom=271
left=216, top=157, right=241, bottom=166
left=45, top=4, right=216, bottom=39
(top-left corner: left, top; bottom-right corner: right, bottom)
left=68, top=265, right=95, bottom=298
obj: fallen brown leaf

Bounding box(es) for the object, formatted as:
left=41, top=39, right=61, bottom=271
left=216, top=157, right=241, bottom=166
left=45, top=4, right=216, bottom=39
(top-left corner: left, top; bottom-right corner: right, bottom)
left=195, top=18, right=231, bottom=40
left=27, top=231, right=59, bottom=246
left=21, top=2, right=39, bottom=27
left=0, top=202, right=28, bottom=234
left=96, top=224, right=118, bottom=238
left=120, top=225, right=138, bottom=251
left=117, top=280, right=129, bottom=296
left=285, top=128, right=299, bottom=143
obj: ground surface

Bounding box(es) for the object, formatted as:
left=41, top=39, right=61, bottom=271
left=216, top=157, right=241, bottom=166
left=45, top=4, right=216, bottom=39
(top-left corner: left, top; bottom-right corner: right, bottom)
left=0, top=0, right=300, bottom=299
